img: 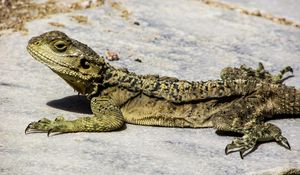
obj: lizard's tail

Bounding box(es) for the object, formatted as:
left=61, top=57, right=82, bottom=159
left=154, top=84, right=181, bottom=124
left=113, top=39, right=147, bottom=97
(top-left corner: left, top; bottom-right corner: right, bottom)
left=273, top=86, right=300, bottom=115
left=295, top=89, right=300, bottom=115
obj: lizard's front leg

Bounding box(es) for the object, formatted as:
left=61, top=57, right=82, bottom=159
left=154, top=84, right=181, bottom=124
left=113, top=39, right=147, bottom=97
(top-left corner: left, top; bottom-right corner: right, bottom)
left=25, top=96, right=125, bottom=135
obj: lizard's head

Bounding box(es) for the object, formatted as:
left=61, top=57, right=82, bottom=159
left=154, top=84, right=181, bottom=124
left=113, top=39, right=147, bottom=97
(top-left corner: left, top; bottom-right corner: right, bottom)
left=27, top=31, right=108, bottom=95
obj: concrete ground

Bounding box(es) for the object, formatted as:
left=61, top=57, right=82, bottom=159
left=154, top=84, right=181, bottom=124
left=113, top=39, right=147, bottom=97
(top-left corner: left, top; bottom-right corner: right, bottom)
left=0, top=0, right=300, bottom=174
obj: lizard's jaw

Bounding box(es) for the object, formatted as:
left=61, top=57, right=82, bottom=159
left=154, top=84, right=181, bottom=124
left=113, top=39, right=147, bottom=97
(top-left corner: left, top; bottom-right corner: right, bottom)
left=27, top=45, right=93, bottom=80
left=27, top=44, right=93, bottom=95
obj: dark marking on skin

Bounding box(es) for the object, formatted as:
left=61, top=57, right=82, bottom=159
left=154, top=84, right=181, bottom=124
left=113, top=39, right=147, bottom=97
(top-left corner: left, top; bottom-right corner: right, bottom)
left=173, top=83, right=178, bottom=92
left=126, top=77, right=133, bottom=83
left=153, top=82, right=160, bottom=91
left=129, top=78, right=138, bottom=87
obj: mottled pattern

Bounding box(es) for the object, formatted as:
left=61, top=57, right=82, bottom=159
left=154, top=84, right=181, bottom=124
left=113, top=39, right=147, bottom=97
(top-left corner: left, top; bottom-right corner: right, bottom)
left=25, top=31, right=300, bottom=159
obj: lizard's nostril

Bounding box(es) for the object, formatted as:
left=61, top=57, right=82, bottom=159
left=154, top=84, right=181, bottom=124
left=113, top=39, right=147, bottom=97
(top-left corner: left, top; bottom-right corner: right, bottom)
left=28, top=36, right=40, bottom=45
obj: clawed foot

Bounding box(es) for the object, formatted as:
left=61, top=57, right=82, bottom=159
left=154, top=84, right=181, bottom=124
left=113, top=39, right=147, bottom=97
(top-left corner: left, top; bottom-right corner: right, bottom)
left=224, top=123, right=291, bottom=159
left=274, top=135, right=291, bottom=150
left=225, top=137, right=256, bottom=159
left=220, top=62, right=293, bottom=84
left=272, top=65, right=294, bottom=83
left=25, top=116, right=71, bottom=136
left=245, top=62, right=293, bottom=83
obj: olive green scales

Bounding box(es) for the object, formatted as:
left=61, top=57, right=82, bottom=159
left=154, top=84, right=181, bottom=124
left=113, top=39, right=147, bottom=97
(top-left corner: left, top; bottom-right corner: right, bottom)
left=25, top=31, right=300, bottom=159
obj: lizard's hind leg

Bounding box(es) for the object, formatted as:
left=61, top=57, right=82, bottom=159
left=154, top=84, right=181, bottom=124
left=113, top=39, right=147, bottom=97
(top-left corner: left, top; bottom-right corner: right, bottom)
left=223, top=122, right=290, bottom=159
left=272, top=65, right=294, bottom=83
left=211, top=96, right=291, bottom=158
left=220, top=62, right=293, bottom=83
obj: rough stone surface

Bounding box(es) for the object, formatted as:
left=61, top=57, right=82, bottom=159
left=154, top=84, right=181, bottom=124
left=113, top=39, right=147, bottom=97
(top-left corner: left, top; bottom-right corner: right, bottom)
left=220, top=0, right=300, bottom=21
left=0, top=0, right=300, bottom=175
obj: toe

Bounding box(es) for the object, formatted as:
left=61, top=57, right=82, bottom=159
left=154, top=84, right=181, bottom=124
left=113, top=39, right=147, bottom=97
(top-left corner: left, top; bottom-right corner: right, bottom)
left=276, top=136, right=291, bottom=150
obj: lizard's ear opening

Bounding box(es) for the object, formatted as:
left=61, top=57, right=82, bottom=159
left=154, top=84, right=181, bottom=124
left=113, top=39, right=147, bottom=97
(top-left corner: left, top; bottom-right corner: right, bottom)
left=53, top=40, right=67, bottom=52
left=80, top=58, right=90, bottom=69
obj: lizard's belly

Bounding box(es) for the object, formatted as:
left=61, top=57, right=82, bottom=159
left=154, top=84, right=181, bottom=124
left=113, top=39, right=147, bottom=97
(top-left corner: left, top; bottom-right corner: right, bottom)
left=121, top=94, right=216, bottom=128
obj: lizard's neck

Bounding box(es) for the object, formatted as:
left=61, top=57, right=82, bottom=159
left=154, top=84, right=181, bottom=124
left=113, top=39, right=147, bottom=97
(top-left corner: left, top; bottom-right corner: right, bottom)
left=102, top=66, right=144, bottom=91
left=102, top=65, right=166, bottom=93
left=58, top=71, right=100, bottom=99
left=59, top=61, right=112, bottom=99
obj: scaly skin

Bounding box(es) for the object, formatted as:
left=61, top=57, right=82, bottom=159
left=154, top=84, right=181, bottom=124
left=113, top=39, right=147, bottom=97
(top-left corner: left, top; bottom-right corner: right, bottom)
left=25, top=31, right=299, bottom=159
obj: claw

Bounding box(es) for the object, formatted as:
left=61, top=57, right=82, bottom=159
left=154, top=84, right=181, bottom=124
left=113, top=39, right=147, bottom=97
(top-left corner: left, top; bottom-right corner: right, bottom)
left=280, top=75, right=295, bottom=83
left=280, top=138, right=291, bottom=150
left=47, top=129, right=53, bottom=137
left=257, top=62, right=265, bottom=72
left=239, top=151, right=244, bottom=159
left=239, top=148, right=252, bottom=159
left=225, top=145, right=229, bottom=155
left=224, top=143, right=242, bottom=155
left=275, top=135, right=291, bottom=150
left=226, top=145, right=251, bottom=159
left=25, top=122, right=35, bottom=134
left=25, top=125, right=30, bottom=134
left=284, top=141, right=291, bottom=150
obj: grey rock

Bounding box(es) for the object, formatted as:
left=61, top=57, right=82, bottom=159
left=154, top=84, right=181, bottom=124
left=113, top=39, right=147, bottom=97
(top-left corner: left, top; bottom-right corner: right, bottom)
left=220, top=0, right=300, bottom=21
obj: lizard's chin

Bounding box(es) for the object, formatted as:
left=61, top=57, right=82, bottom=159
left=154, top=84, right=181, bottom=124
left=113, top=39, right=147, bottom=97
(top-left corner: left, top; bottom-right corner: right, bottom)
left=55, top=71, right=91, bottom=95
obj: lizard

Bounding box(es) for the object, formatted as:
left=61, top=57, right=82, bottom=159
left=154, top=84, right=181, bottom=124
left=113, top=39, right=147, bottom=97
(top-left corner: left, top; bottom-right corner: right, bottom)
left=25, top=31, right=300, bottom=159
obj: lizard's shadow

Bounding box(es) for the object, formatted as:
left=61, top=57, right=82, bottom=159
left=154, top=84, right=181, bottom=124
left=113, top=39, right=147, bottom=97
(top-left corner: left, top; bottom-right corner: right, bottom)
left=215, top=130, right=243, bottom=137
left=47, top=95, right=92, bottom=114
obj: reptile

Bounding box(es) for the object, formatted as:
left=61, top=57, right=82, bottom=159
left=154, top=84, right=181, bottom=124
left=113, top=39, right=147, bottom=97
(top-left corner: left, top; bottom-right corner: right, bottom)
left=25, top=31, right=300, bottom=159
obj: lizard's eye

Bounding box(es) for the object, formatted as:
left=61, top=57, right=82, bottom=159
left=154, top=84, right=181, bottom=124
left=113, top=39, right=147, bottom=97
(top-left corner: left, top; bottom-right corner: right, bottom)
left=54, top=40, right=67, bottom=52
left=80, top=58, right=90, bottom=69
